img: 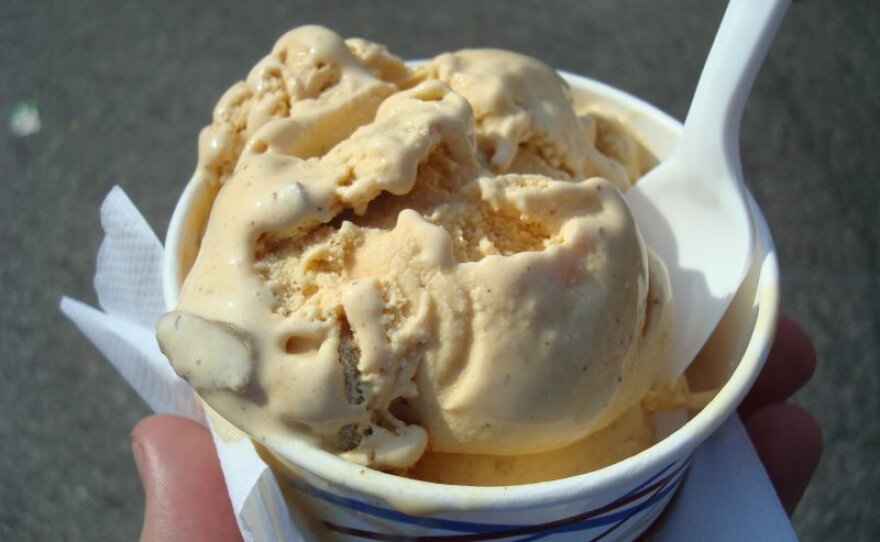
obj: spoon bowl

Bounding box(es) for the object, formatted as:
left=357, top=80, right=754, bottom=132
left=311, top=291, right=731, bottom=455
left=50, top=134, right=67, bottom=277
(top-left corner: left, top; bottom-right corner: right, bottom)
left=625, top=0, right=791, bottom=384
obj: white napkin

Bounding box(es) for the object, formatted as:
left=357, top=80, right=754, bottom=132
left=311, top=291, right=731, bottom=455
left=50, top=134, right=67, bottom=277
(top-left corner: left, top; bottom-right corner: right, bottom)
left=60, top=187, right=298, bottom=541
left=60, top=187, right=797, bottom=541
left=653, top=418, right=797, bottom=541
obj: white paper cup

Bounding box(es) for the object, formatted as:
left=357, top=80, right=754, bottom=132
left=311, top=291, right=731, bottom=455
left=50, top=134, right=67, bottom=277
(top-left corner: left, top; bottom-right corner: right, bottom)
left=163, top=71, right=779, bottom=541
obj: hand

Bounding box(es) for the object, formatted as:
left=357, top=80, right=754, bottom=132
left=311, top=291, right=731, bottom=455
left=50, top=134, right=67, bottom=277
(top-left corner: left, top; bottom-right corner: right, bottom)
left=131, top=416, right=243, bottom=542
left=739, top=315, right=823, bottom=515
left=131, top=316, right=822, bottom=540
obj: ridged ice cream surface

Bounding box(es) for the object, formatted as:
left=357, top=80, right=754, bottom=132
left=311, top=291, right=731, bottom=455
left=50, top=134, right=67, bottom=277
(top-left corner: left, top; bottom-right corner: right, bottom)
left=156, top=25, right=672, bottom=471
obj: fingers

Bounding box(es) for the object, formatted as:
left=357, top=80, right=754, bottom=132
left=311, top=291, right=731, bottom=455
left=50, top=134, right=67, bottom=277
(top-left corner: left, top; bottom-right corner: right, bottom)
left=745, top=403, right=823, bottom=516
left=738, top=316, right=816, bottom=419
left=739, top=315, right=822, bottom=515
left=132, top=415, right=243, bottom=542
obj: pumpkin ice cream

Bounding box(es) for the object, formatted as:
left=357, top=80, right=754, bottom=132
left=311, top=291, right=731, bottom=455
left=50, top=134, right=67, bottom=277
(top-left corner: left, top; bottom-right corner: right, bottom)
left=156, top=25, right=672, bottom=475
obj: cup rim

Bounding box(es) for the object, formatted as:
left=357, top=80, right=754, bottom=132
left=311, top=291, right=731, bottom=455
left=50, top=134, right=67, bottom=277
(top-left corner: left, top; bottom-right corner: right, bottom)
left=162, top=70, right=780, bottom=511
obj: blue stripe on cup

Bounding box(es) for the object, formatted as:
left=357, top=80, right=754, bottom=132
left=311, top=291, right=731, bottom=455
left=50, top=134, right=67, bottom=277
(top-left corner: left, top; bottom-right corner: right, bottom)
left=284, top=457, right=691, bottom=540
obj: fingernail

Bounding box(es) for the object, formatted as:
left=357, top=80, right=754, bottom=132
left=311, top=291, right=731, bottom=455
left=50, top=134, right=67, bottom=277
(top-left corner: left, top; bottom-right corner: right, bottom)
left=131, top=437, right=147, bottom=485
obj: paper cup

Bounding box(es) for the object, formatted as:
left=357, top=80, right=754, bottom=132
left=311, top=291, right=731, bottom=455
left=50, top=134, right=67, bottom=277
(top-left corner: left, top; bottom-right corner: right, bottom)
left=163, top=71, right=779, bottom=541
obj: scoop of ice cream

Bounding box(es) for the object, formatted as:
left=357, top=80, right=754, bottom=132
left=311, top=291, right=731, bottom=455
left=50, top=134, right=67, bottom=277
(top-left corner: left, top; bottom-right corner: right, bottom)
left=195, top=25, right=406, bottom=188
left=413, top=49, right=633, bottom=190
left=408, top=402, right=656, bottom=486
left=157, top=26, right=672, bottom=471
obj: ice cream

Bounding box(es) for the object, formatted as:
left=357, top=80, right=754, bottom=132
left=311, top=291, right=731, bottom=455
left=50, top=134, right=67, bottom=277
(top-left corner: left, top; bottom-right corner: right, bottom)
left=156, top=25, right=673, bottom=474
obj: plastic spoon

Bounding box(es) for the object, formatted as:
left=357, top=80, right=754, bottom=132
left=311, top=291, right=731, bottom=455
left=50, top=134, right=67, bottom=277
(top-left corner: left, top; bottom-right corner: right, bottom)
left=625, top=0, right=790, bottom=384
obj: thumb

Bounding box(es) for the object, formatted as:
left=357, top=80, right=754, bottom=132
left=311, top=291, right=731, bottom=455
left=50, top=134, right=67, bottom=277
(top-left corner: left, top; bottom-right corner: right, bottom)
left=131, top=415, right=243, bottom=542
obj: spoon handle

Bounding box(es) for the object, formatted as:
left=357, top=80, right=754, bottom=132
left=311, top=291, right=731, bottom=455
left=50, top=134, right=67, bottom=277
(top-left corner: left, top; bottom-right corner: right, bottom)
left=681, top=0, right=790, bottom=159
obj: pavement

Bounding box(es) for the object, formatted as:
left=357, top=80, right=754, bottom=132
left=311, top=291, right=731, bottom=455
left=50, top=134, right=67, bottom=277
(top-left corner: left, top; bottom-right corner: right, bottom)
left=1, top=1, right=877, bottom=540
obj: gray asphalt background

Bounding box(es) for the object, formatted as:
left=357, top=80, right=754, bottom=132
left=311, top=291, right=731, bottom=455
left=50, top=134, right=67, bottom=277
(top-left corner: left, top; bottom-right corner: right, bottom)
left=1, top=1, right=877, bottom=540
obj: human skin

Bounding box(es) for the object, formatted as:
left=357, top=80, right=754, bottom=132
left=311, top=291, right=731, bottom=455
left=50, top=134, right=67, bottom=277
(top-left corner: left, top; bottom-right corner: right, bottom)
left=132, top=315, right=822, bottom=542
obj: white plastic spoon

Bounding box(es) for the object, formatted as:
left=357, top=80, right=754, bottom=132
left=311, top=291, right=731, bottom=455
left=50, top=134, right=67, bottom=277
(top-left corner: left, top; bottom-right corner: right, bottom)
left=625, top=0, right=790, bottom=384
